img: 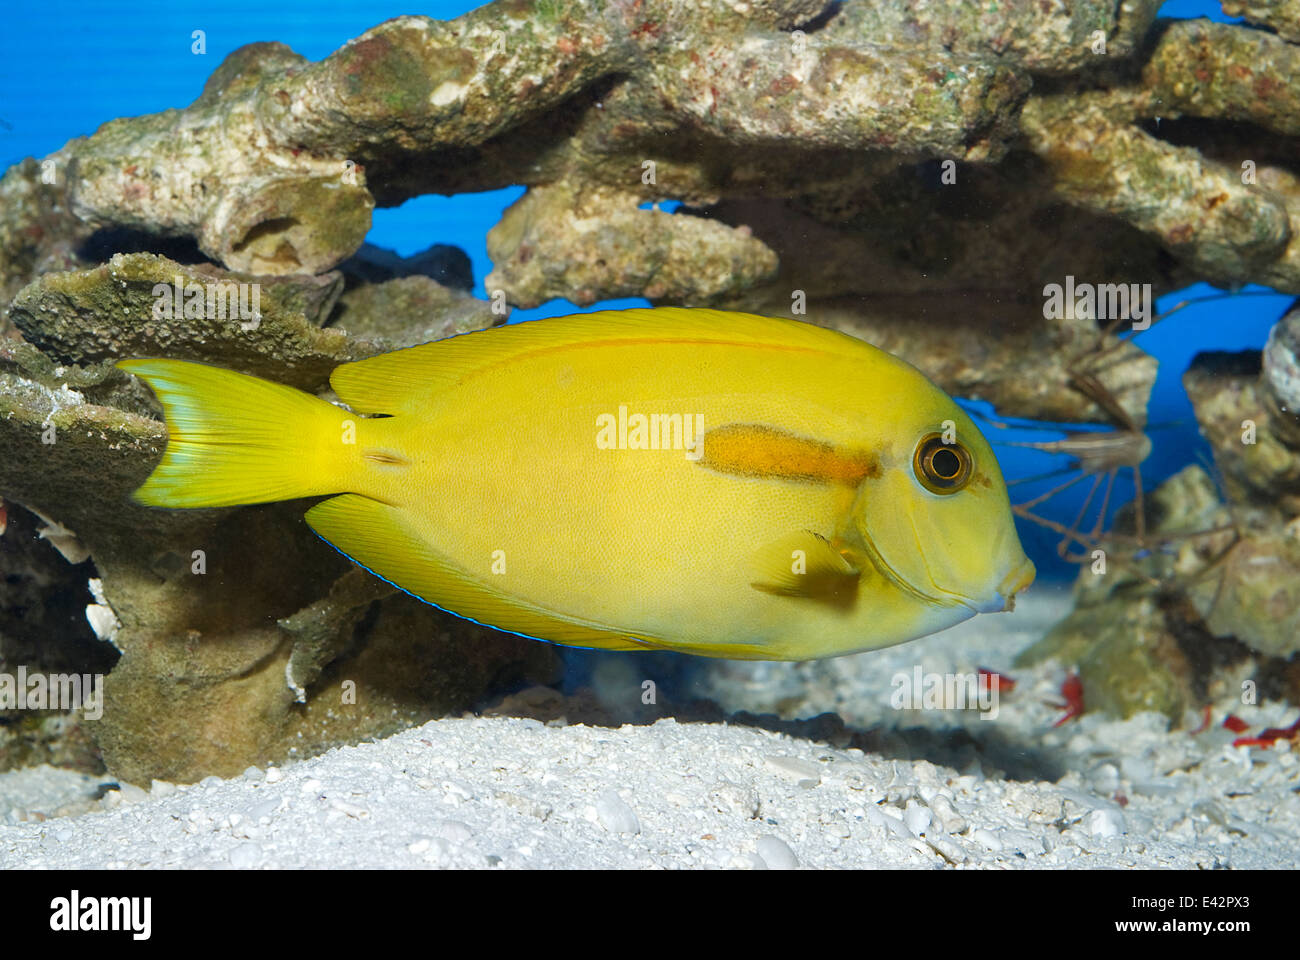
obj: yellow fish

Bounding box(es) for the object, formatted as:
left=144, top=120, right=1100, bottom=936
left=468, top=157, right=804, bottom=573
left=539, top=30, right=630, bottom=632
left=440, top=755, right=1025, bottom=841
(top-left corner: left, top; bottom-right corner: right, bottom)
left=119, top=308, right=1034, bottom=660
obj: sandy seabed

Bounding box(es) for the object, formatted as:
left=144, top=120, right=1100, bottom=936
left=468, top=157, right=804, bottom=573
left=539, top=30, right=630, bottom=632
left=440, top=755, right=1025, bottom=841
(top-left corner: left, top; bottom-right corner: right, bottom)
left=1, top=586, right=1297, bottom=869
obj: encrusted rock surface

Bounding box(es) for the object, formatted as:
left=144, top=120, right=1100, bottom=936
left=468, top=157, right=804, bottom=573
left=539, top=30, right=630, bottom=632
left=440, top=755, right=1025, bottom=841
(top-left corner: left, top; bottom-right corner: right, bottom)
left=0, top=250, right=540, bottom=784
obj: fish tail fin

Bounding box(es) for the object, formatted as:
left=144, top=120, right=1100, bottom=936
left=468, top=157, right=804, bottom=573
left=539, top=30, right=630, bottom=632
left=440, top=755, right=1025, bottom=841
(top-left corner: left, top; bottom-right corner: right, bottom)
left=119, top=359, right=354, bottom=508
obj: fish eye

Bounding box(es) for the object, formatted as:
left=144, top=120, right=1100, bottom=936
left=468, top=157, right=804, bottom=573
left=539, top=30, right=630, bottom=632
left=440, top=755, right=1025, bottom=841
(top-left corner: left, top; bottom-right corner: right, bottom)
left=913, top=434, right=973, bottom=494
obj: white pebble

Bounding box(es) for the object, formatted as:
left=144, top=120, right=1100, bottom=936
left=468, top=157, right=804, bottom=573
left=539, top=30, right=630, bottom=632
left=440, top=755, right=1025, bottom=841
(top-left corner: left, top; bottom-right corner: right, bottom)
left=1090, top=763, right=1120, bottom=794
left=1086, top=808, right=1125, bottom=838
left=903, top=800, right=932, bottom=837
left=765, top=756, right=822, bottom=784
left=862, top=803, right=912, bottom=841
left=118, top=783, right=148, bottom=805
left=264, top=767, right=283, bottom=783
left=595, top=790, right=641, bottom=834
left=929, top=795, right=966, bottom=834
left=925, top=833, right=968, bottom=864
left=755, top=835, right=798, bottom=869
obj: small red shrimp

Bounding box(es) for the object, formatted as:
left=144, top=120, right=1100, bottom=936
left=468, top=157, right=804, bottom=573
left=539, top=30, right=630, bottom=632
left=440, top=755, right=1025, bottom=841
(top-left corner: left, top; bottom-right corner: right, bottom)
left=1050, top=672, right=1084, bottom=727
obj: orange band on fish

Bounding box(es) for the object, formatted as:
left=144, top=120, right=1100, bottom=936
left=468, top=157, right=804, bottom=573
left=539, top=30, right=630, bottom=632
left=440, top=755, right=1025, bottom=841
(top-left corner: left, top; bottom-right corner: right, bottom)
left=700, top=423, right=879, bottom=486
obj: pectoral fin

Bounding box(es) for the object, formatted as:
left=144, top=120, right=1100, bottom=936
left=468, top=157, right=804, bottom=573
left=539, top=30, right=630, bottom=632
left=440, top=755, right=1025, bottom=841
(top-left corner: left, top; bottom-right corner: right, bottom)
left=750, top=531, right=862, bottom=605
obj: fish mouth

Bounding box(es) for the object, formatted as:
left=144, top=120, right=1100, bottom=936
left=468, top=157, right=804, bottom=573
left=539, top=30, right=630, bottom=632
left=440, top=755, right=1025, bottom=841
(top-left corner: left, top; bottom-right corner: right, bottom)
left=980, top=557, right=1037, bottom=613
left=1000, top=557, right=1037, bottom=599
left=960, top=557, right=1036, bottom=615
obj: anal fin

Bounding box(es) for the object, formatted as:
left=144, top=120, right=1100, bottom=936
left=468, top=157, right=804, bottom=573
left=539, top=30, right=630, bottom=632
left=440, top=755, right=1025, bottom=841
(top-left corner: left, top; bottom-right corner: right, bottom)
left=304, top=494, right=653, bottom=652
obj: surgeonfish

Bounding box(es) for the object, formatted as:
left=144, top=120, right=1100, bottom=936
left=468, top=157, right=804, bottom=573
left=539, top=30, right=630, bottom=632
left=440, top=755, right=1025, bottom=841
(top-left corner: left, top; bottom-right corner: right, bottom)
left=119, top=307, right=1035, bottom=660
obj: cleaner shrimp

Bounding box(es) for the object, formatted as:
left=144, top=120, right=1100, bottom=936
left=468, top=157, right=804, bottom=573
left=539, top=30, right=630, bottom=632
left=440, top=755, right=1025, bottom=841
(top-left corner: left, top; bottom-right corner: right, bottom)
left=983, top=292, right=1274, bottom=579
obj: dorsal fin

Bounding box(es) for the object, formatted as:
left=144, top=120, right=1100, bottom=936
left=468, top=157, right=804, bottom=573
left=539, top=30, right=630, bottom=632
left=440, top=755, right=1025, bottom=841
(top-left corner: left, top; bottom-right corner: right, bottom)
left=329, top=307, right=869, bottom=414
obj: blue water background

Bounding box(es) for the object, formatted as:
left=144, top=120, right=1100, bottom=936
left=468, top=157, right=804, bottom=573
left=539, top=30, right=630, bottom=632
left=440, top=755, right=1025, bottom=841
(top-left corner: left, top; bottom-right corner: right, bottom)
left=1, top=0, right=1290, bottom=580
